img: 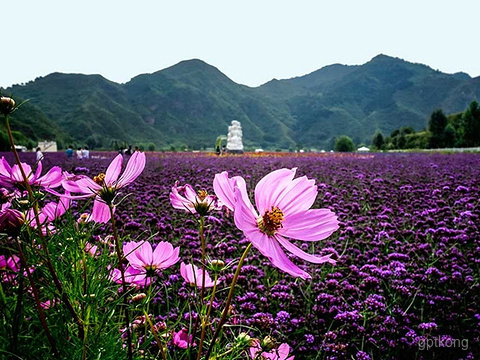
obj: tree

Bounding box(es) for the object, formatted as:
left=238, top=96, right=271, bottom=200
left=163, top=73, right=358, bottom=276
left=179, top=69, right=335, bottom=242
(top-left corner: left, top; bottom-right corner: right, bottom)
left=371, top=131, right=385, bottom=150
left=460, top=101, right=480, bottom=147
left=428, top=109, right=448, bottom=148
left=334, top=135, right=355, bottom=152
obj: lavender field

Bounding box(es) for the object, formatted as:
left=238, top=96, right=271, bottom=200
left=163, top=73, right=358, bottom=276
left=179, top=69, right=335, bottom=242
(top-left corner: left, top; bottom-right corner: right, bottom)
left=1, top=151, right=479, bottom=360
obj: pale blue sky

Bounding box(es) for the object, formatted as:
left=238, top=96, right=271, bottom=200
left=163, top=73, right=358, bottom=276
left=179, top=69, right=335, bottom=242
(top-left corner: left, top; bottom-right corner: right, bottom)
left=2, top=0, right=479, bottom=88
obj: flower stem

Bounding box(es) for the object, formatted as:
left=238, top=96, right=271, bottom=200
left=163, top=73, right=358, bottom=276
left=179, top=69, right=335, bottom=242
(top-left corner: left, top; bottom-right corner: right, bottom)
left=109, top=204, right=133, bottom=360
left=191, top=215, right=206, bottom=354
left=204, top=243, right=252, bottom=359
left=144, top=310, right=166, bottom=360
left=16, top=238, right=60, bottom=358
left=196, top=271, right=219, bottom=360
left=4, top=114, right=85, bottom=339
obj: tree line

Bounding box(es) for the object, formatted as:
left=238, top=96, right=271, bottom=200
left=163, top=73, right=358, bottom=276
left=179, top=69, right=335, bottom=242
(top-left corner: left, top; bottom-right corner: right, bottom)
left=370, top=100, right=480, bottom=150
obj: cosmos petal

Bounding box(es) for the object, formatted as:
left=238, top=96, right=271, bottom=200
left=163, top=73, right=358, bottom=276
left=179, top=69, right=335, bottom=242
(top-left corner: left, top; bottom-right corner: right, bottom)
left=276, top=235, right=336, bottom=265
left=279, top=209, right=339, bottom=241
left=105, top=154, right=123, bottom=185
left=116, top=151, right=146, bottom=188
left=91, top=199, right=112, bottom=224
left=255, top=168, right=296, bottom=214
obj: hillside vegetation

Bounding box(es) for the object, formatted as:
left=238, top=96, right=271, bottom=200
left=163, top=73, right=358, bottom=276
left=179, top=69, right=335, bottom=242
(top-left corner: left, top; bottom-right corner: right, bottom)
left=2, top=54, right=479, bottom=150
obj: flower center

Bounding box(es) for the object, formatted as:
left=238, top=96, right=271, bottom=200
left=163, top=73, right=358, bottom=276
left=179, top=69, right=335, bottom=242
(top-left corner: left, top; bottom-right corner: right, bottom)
left=197, top=189, right=208, bottom=201
left=144, top=265, right=157, bottom=277
left=257, top=206, right=284, bottom=236
left=93, top=173, right=106, bottom=186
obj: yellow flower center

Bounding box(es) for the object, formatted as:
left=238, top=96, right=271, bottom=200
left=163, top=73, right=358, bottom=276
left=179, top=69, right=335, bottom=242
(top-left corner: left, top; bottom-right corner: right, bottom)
left=197, top=189, right=208, bottom=201
left=93, top=173, right=106, bottom=186
left=257, top=206, right=284, bottom=236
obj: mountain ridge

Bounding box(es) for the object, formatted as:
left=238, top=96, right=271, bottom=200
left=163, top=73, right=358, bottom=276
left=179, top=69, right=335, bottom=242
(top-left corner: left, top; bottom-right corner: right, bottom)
left=2, top=54, right=479, bottom=151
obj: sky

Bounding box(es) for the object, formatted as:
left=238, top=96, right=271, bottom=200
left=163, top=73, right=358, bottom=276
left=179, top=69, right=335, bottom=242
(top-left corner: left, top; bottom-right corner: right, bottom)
left=2, top=0, right=479, bottom=89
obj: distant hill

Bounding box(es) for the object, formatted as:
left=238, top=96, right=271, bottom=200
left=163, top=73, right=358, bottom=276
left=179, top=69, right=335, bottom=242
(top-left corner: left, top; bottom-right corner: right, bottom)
left=3, top=54, right=480, bottom=150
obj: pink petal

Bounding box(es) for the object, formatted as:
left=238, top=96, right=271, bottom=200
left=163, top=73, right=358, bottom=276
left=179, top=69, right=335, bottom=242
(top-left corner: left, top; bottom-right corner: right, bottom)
left=71, top=176, right=102, bottom=195
left=276, top=235, right=336, bottom=265
left=33, top=160, right=42, bottom=182
left=170, top=183, right=196, bottom=212
left=105, top=154, right=123, bottom=185
left=36, top=166, right=63, bottom=188
left=116, top=151, right=146, bottom=188
left=214, top=172, right=252, bottom=212
left=180, top=262, right=190, bottom=282
left=153, top=242, right=180, bottom=269
left=213, top=172, right=236, bottom=210
left=233, top=187, right=259, bottom=233
left=12, top=163, right=32, bottom=183
left=123, top=241, right=143, bottom=259
left=254, top=168, right=296, bottom=214
left=279, top=209, right=339, bottom=241
left=133, top=241, right=154, bottom=268
left=45, top=187, right=91, bottom=200
left=0, top=157, right=12, bottom=177
left=91, top=199, right=112, bottom=223
left=253, top=233, right=310, bottom=279
left=274, top=176, right=318, bottom=216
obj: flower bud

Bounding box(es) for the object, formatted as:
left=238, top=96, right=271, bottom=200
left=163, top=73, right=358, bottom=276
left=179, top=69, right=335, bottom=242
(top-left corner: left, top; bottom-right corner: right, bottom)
left=0, top=188, right=12, bottom=205
left=0, top=96, right=16, bottom=116
left=210, top=259, right=225, bottom=271
left=131, top=293, right=147, bottom=302
left=0, top=208, right=25, bottom=237
left=261, top=335, right=277, bottom=351
left=237, top=332, right=256, bottom=346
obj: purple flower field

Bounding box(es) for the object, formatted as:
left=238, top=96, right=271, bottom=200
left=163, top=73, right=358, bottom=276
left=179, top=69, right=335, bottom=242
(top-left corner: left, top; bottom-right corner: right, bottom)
left=2, top=151, right=480, bottom=359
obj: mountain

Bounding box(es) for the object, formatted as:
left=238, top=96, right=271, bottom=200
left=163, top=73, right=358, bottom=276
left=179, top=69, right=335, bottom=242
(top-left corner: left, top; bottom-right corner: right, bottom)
left=3, top=55, right=480, bottom=150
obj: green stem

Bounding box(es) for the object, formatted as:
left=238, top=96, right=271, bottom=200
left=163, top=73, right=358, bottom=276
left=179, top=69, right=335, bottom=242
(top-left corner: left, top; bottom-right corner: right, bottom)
left=109, top=204, right=133, bottom=360
left=204, top=243, right=252, bottom=359
left=196, top=271, right=219, bottom=360
left=16, top=238, right=60, bottom=358
left=12, top=261, right=24, bottom=355
left=191, top=216, right=206, bottom=354
left=144, top=310, right=166, bottom=360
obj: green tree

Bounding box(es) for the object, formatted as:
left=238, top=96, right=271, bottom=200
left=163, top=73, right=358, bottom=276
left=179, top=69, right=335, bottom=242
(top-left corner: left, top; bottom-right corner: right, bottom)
left=397, top=131, right=407, bottom=149
left=428, top=109, right=448, bottom=148
left=443, top=123, right=456, bottom=148
left=334, top=135, right=355, bottom=152
left=147, top=143, right=155, bottom=151
left=460, top=101, right=480, bottom=147
left=371, top=131, right=385, bottom=150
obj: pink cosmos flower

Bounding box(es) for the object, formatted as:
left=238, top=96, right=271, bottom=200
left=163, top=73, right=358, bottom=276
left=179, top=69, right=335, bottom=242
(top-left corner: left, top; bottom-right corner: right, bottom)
left=110, top=265, right=151, bottom=288
left=27, top=194, right=70, bottom=235
left=61, top=151, right=146, bottom=223
left=0, top=254, right=32, bottom=283
left=170, top=182, right=221, bottom=215
left=180, top=262, right=216, bottom=288
left=172, top=328, right=196, bottom=349
left=40, top=299, right=58, bottom=310
left=249, top=340, right=295, bottom=360
left=213, top=169, right=339, bottom=279
left=0, top=157, right=62, bottom=190
left=123, top=240, right=180, bottom=276
left=85, top=242, right=99, bottom=257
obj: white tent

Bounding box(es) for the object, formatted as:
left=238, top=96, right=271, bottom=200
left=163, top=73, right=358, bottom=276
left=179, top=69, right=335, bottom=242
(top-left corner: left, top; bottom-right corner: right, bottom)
left=357, top=146, right=370, bottom=152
